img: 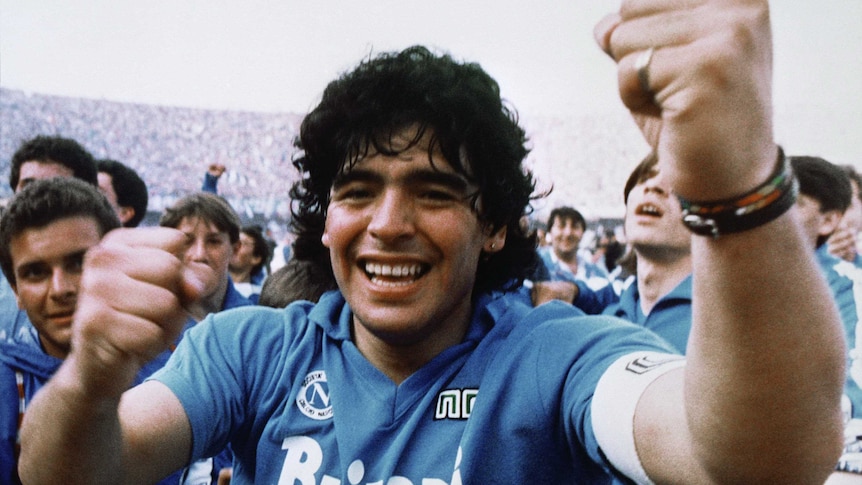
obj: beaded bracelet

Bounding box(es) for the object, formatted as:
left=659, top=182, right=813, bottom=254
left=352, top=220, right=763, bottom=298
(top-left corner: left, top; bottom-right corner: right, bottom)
left=676, top=147, right=798, bottom=238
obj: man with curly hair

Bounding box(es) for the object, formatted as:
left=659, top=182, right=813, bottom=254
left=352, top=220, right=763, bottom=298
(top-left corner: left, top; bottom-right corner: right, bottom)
left=20, top=2, right=846, bottom=484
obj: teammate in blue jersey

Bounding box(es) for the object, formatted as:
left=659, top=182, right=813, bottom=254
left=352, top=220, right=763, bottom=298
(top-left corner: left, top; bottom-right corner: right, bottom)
left=157, top=191, right=254, bottom=485
left=0, top=135, right=101, bottom=373
left=19, top=2, right=846, bottom=484
left=828, top=165, right=862, bottom=270
left=601, top=152, right=693, bottom=353
left=0, top=178, right=120, bottom=484
left=788, top=156, right=862, bottom=477
left=531, top=206, right=621, bottom=313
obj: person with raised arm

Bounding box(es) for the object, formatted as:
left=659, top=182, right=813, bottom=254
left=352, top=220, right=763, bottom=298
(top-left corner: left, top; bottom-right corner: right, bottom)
left=19, top=2, right=845, bottom=483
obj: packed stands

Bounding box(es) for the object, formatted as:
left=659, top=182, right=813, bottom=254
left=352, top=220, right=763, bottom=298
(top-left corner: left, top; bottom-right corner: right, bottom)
left=0, top=87, right=649, bottom=234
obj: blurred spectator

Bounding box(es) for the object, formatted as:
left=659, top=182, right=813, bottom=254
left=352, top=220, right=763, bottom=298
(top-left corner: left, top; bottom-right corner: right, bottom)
left=158, top=192, right=253, bottom=484
left=258, top=257, right=337, bottom=308
left=96, top=158, right=149, bottom=227
left=828, top=165, right=862, bottom=267
left=9, top=135, right=98, bottom=192
left=530, top=206, right=617, bottom=312
left=229, top=224, right=272, bottom=304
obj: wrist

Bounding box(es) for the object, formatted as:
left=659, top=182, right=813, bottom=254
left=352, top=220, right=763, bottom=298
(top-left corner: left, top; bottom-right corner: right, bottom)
left=677, top=147, right=797, bottom=238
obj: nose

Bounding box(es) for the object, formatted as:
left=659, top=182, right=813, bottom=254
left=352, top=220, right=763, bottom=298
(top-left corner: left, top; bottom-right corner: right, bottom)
left=185, top=238, right=209, bottom=263
left=367, top=189, right=415, bottom=242
left=49, top=269, right=78, bottom=302
left=643, top=176, right=669, bottom=197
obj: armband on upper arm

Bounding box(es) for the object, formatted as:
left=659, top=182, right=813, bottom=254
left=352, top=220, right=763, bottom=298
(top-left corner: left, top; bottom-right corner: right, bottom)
left=591, top=352, right=685, bottom=484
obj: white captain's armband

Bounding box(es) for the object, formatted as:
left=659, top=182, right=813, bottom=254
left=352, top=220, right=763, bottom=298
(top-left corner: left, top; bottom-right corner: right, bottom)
left=591, top=352, right=685, bottom=485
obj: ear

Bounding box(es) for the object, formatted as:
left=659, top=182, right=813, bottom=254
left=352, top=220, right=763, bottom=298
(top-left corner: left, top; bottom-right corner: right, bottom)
left=118, top=206, right=135, bottom=225
left=820, top=210, right=844, bottom=238
left=484, top=225, right=507, bottom=253
left=321, top=231, right=332, bottom=248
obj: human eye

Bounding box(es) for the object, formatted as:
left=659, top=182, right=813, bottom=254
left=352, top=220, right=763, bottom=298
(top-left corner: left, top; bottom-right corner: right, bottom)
left=412, top=171, right=473, bottom=206
left=332, top=181, right=376, bottom=203
left=331, top=169, right=381, bottom=203
left=66, top=253, right=86, bottom=274
left=208, top=235, right=228, bottom=246
left=419, top=185, right=461, bottom=202
left=17, top=263, right=50, bottom=282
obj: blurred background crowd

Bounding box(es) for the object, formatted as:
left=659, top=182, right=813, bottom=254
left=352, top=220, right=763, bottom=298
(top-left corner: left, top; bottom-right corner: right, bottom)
left=0, top=87, right=648, bottom=244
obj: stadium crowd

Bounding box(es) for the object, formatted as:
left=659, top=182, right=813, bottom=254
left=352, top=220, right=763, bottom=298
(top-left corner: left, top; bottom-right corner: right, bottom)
left=0, top=87, right=645, bottom=231
left=0, top=87, right=304, bottom=236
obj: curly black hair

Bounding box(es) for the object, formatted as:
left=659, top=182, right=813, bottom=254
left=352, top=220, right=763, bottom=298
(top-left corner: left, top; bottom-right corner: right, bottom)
left=289, top=45, right=541, bottom=296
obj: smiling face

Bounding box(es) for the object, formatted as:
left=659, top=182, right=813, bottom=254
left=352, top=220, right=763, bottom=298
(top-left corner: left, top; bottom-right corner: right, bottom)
left=548, top=216, right=584, bottom=261
left=229, top=231, right=262, bottom=276
left=9, top=216, right=102, bottom=358
left=321, top=129, right=504, bottom=377
left=624, top=165, right=691, bottom=260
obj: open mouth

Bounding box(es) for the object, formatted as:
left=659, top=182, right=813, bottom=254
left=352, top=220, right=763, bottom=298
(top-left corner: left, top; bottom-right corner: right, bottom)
left=635, top=203, right=663, bottom=217
left=363, top=261, right=429, bottom=287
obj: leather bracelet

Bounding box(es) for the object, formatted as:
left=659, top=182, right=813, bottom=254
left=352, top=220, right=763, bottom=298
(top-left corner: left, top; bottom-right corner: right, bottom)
left=676, top=147, right=798, bottom=238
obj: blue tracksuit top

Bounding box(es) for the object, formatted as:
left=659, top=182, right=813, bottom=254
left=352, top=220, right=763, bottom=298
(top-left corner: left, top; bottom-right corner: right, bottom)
left=817, top=246, right=862, bottom=419
left=602, top=275, right=693, bottom=354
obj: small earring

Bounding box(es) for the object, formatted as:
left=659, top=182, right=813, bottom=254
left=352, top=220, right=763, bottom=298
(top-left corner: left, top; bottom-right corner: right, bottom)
left=490, top=243, right=496, bottom=250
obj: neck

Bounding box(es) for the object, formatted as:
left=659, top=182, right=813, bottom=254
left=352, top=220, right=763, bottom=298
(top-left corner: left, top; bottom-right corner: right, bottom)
left=554, top=248, right=579, bottom=267
left=229, top=267, right=252, bottom=283
left=635, top=247, right=692, bottom=315
left=189, top=278, right=229, bottom=321
left=352, top=307, right=471, bottom=385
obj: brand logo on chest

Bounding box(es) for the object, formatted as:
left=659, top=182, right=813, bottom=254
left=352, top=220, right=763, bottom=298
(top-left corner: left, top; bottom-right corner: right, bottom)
left=434, top=388, right=478, bottom=420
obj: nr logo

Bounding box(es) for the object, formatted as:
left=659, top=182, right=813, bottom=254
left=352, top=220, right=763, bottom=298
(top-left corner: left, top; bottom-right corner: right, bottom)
left=435, top=388, right=478, bottom=420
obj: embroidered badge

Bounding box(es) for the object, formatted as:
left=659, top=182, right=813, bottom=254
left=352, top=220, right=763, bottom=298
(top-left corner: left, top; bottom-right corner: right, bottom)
left=297, top=370, right=333, bottom=420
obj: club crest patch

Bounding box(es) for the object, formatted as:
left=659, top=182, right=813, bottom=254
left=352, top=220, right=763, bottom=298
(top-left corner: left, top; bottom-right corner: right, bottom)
left=297, top=370, right=333, bottom=420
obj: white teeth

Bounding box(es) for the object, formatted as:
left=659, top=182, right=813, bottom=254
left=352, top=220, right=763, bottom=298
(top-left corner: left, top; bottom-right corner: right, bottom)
left=639, top=204, right=661, bottom=215
left=371, top=279, right=413, bottom=288
left=364, top=262, right=422, bottom=278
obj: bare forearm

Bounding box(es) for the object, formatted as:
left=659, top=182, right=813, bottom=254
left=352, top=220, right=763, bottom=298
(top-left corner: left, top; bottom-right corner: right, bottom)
left=19, top=362, right=126, bottom=484
left=19, top=363, right=189, bottom=483
left=685, top=209, right=845, bottom=483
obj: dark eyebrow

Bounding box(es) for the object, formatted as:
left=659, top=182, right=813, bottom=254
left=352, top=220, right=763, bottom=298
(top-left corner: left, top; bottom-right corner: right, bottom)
left=332, top=167, right=471, bottom=193
left=406, top=169, right=471, bottom=193
left=332, top=168, right=381, bottom=190
left=16, top=249, right=88, bottom=275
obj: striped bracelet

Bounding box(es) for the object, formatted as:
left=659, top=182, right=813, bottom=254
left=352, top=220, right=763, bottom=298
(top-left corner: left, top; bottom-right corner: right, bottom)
left=677, top=147, right=798, bottom=238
